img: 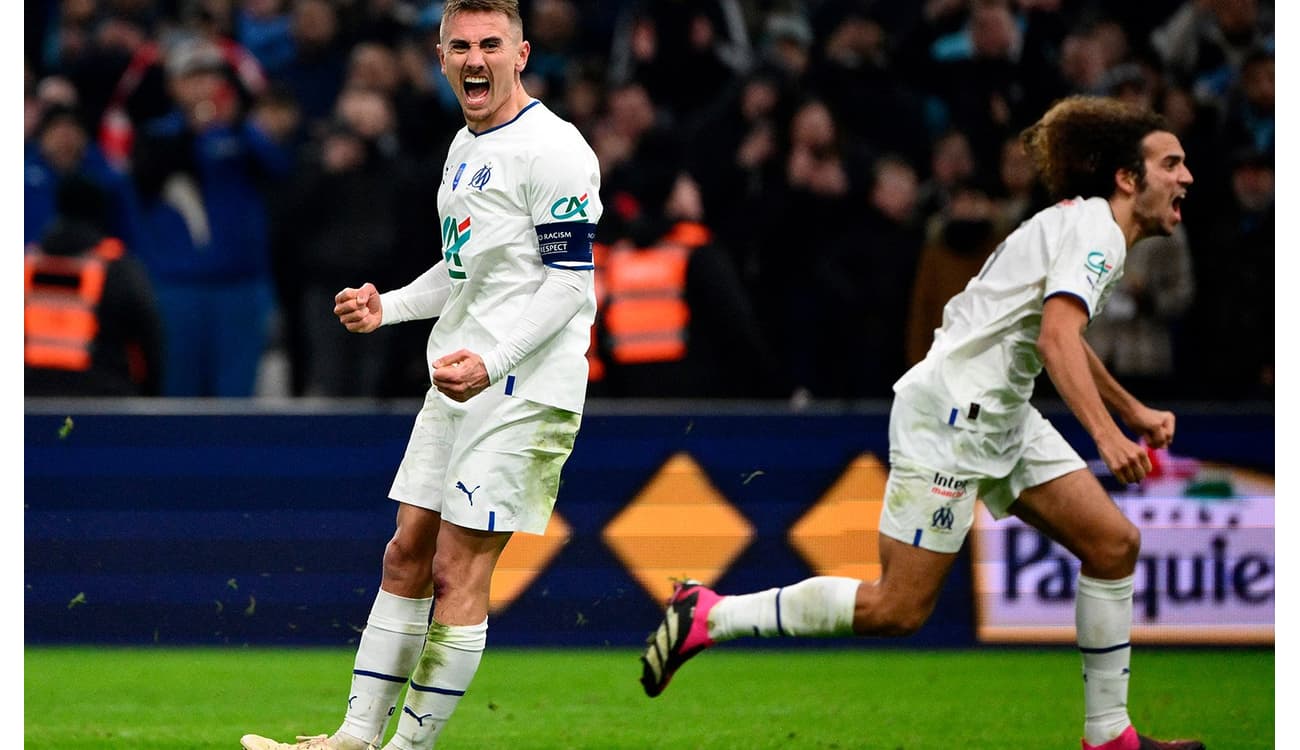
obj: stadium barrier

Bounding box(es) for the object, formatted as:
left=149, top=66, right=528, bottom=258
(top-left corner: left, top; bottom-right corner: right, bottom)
left=25, top=399, right=1273, bottom=648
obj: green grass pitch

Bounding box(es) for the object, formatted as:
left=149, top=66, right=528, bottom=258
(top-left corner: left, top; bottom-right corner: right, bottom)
left=25, top=646, right=1273, bottom=749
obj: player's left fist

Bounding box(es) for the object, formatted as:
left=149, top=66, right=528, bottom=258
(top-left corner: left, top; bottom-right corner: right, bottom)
left=432, top=349, right=490, bottom=402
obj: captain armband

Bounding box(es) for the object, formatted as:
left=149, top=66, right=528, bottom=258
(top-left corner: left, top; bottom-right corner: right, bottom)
left=535, top=221, right=596, bottom=270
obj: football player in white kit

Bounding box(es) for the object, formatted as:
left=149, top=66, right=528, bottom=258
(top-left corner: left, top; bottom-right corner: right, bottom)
left=640, top=97, right=1205, bottom=750
left=241, top=2, right=600, bottom=748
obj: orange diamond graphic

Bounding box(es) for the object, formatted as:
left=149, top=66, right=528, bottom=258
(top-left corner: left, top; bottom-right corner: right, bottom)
left=489, top=511, right=571, bottom=613
left=602, top=452, right=755, bottom=603
left=789, top=453, right=889, bottom=581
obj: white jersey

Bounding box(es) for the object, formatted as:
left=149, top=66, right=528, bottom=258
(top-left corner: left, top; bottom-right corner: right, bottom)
left=894, top=196, right=1127, bottom=432
left=388, top=100, right=602, bottom=413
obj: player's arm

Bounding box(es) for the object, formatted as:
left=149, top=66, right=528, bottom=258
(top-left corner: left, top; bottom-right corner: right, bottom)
left=432, top=266, right=588, bottom=402
left=335, top=262, right=454, bottom=333
left=1038, top=294, right=1151, bottom=484
left=1083, top=338, right=1176, bottom=449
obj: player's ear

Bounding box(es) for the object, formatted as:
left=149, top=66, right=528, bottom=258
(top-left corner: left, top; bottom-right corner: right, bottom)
left=516, top=39, right=530, bottom=73
left=435, top=43, right=446, bottom=73
left=1114, top=167, right=1138, bottom=197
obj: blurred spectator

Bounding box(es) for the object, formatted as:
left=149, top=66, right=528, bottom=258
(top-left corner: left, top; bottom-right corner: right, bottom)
left=905, top=182, right=1002, bottom=367
left=523, top=0, right=580, bottom=103
left=344, top=39, right=454, bottom=160
left=275, top=0, right=348, bottom=130
left=591, top=173, right=786, bottom=399
left=274, top=87, right=409, bottom=397
left=756, top=10, right=814, bottom=82
left=1177, top=147, right=1273, bottom=398
left=25, top=175, right=163, bottom=397
left=805, top=8, right=931, bottom=168
left=991, top=134, right=1043, bottom=228
left=130, top=36, right=292, bottom=397
left=1084, top=226, right=1195, bottom=400
left=25, top=103, right=142, bottom=250
left=608, top=0, right=753, bottom=125
left=593, top=80, right=687, bottom=243
left=1150, top=0, right=1273, bottom=106
left=1219, top=46, right=1273, bottom=154
left=752, top=97, right=873, bottom=390
left=236, top=0, right=295, bottom=78
left=808, top=155, right=925, bottom=399
left=685, top=64, right=791, bottom=284
left=915, top=128, right=977, bottom=219
left=1081, top=224, right=1190, bottom=400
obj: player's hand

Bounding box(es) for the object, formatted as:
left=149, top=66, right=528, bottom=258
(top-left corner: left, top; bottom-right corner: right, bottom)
left=1096, top=431, right=1152, bottom=486
left=334, top=282, right=383, bottom=333
left=1123, top=405, right=1176, bottom=450
left=432, top=349, right=490, bottom=402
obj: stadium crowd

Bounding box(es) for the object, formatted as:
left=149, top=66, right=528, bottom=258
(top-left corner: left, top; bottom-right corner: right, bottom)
left=24, top=0, right=1275, bottom=402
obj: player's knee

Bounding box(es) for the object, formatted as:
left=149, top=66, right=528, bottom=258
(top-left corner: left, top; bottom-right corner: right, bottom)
left=1085, top=521, right=1141, bottom=577
left=383, top=535, right=433, bottom=585
left=866, top=600, right=932, bottom=637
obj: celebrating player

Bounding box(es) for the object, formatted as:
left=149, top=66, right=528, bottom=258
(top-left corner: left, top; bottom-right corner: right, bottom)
left=240, top=1, right=601, bottom=748
left=640, top=96, right=1204, bottom=750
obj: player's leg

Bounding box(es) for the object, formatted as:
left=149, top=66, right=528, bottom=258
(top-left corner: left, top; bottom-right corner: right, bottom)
left=706, top=535, right=957, bottom=641
left=1013, top=469, right=1203, bottom=750
left=382, top=521, right=511, bottom=750
left=640, top=535, right=957, bottom=697
left=239, top=503, right=442, bottom=750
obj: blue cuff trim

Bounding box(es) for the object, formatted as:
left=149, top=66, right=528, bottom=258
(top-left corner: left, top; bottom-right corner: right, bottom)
left=1044, top=290, right=1093, bottom=318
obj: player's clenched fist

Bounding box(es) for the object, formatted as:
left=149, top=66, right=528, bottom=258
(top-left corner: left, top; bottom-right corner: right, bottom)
left=335, top=282, right=383, bottom=333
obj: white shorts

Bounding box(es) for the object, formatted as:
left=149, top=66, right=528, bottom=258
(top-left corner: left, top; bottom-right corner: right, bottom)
left=879, top=393, right=1085, bottom=553
left=388, top=385, right=581, bottom=535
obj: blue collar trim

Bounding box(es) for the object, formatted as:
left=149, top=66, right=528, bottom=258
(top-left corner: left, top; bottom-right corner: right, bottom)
left=468, top=100, right=541, bottom=137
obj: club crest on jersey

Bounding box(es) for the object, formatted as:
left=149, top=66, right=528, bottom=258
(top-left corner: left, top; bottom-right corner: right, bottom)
left=442, top=215, right=471, bottom=279
left=452, top=162, right=467, bottom=190
left=469, top=164, right=492, bottom=191
left=550, top=193, right=589, bottom=220
left=1085, top=250, right=1113, bottom=288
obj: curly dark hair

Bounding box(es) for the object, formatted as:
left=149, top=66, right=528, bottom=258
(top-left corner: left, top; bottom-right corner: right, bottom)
left=1021, top=96, right=1168, bottom=200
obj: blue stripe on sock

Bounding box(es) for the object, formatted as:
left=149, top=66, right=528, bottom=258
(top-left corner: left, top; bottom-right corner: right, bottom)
left=353, top=669, right=408, bottom=684
left=1079, top=642, right=1131, bottom=654
left=913, top=529, right=922, bottom=546
left=774, top=587, right=786, bottom=636
left=408, top=681, right=466, bottom=696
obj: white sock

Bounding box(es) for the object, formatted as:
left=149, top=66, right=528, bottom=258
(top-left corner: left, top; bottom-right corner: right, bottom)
left=707, top=576, right=859, bottom=642
left=1076, top=574, right=1135, bottom=746
left=336, top=590, right=433, bottom=747
left=383, top=618, right=488, bottom=750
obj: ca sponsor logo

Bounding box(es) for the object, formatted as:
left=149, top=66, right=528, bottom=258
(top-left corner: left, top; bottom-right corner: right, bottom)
left=1085, top=250, right=1113, bottom=288
left=550, top=193, right=589, bottom=220
left=441, top=215, right=471, bottom=279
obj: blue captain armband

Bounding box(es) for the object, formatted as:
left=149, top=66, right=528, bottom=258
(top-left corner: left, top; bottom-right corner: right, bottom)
left=535, top=221, right=596, bottom=269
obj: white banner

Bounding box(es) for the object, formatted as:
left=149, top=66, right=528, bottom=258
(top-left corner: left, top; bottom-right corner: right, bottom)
left=971, top=464, right=1275, bottom=644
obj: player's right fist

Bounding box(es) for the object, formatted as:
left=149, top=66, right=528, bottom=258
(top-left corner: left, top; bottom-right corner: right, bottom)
left=334, top=282, right=383, bottom=333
